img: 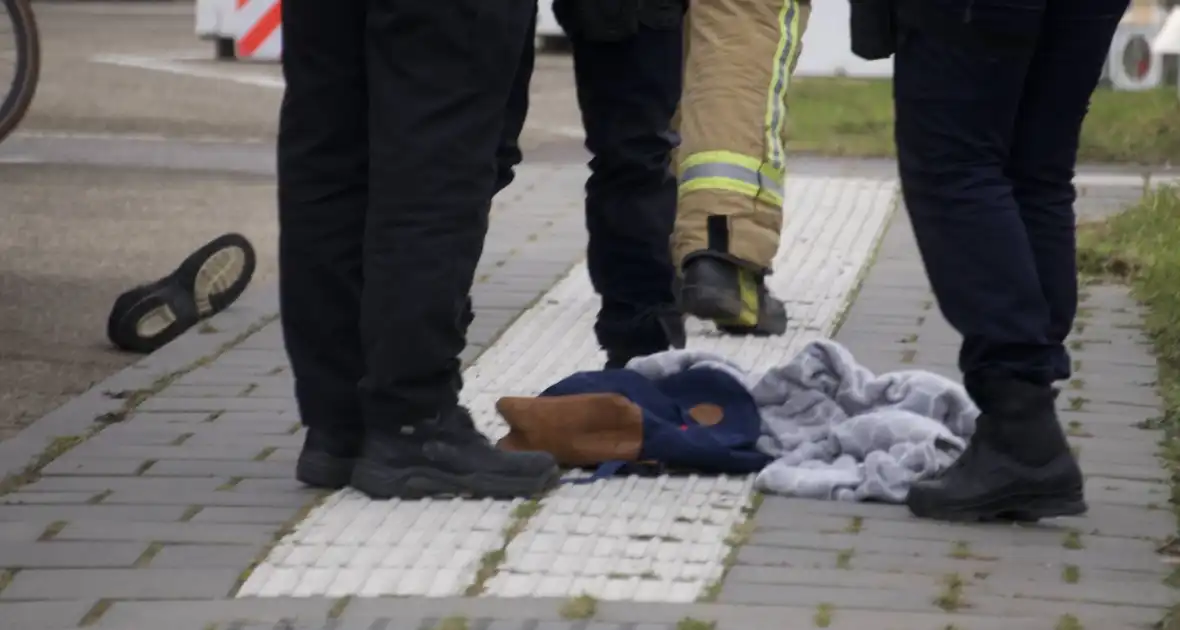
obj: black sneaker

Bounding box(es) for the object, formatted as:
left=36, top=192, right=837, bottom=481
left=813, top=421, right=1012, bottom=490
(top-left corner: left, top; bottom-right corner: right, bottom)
left=906, top=378, right=1087, bottom=522
left=296, top=426, right=362, bottom=490
left=604, top=307, right=687, bottom=369
left=350, top=406, right=560, bottom=500
left=679, top=254, right=787, bottom=336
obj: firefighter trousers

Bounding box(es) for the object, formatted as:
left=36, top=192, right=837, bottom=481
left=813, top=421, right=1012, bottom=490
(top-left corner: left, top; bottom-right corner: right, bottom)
left=671, top=0, right=812, bottom=271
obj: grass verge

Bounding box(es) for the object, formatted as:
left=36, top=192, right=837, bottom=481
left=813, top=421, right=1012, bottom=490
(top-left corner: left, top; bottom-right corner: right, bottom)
left=787, top=78, right=1179, bottom=165
left=1075, top=185, right=1180, bottom=629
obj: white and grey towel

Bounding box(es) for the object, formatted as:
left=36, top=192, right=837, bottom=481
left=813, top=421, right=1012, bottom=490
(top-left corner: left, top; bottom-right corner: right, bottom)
left=627, top=339, right=979, bottom=503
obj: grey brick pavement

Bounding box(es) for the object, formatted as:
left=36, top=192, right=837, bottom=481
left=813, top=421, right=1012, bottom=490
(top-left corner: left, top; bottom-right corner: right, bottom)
left=0, top=173, right=1175, bottom=630
left=719, top=209, right=1176, bottom=629
left=0, top=163, right=593, bottom=630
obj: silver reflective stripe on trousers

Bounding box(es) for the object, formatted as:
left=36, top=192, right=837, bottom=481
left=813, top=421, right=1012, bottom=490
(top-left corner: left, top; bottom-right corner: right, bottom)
left=680, top=162, right=784, bottom=198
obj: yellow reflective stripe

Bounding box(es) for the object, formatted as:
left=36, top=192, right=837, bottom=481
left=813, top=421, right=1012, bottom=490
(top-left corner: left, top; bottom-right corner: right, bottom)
left=681, top=163, right=784, bottom=199
left=681, top=150, right=763, bottom=173
left=764, top=0, right=803, bottom=172
left=718, top=270, right=760, bottom=328
left=679, top=176, right=784, bottom=207
left=679, top=151, right=786, bottom=206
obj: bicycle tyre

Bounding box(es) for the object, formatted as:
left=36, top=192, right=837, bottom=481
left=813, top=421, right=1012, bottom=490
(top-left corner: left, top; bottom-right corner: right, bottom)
left=0, top=0, right=40, bottom=145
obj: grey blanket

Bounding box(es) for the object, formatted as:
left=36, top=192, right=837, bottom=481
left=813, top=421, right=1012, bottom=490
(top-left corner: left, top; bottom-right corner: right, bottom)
left=627, top=339, right=979, bottom=503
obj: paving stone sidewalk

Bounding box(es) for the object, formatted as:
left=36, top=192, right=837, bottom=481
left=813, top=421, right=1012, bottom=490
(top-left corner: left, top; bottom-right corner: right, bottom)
left=0, top=173, right=1175, bottom=630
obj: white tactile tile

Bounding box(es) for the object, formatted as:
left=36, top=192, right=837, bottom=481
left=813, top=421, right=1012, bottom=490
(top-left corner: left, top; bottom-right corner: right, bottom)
left=238, top=174, right=899, bottom=601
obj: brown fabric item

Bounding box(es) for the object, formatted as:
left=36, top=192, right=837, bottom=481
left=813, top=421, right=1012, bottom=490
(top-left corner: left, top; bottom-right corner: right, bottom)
left=495, top=393, right=645, bottom=467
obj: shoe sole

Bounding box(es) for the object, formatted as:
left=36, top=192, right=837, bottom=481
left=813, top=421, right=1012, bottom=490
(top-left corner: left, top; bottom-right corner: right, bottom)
left=108, top=284, right=201, bottom=354
left=192, top=245, right=249, bottom=317
left=908, top=492, right=1088, bottom=523
left=175, top=233, right=257, bottom=319
left=350, top=461, right=562, bottom=500
left=296, top=451, right=356, bottom=490
left=680, top=283, right=743, bottom=321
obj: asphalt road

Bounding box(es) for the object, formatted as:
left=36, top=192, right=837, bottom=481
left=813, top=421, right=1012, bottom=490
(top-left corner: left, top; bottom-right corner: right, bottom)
left=0, top=0, right=585, bottom=439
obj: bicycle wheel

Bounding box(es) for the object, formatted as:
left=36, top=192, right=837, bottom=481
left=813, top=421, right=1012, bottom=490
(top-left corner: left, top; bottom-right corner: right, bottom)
left=0, top=0, right=39, bottom=144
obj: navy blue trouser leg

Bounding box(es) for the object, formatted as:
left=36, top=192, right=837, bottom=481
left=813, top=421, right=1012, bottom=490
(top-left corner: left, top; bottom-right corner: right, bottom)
left=281, top=0, right=534, bottom=430
left=495, top=11, right=682, bottom=358
left=571, top=22, right=682, bottom=356
left=894, top=0, right=1127, bottom=386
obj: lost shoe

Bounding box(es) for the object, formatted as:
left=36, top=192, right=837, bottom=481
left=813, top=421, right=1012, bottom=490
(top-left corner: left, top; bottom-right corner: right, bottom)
left=107, top=233, right=257, bottom=353
left=906, top=378, right=1087, bottom=522
left=679, top=254, right=787, bottom=336
left=350, top=406, right=561, bottom=500
left=175, top=232, right=257, bottom=320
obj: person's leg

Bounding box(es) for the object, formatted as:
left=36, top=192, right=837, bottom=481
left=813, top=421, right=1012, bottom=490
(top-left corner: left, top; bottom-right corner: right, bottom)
left=495, top=6, right=538, bottom=198
left=278, top=0, right=368, bottom=490
left=559, top=2, right=686, bottom=368
left=455, top=4, right=539, bottom=348
left=896, top=0, right=1121, bottom=521
left=672, top=0, right=811, bottom=336
left=1007, top=0, right=1129, bottom=382
left=350, top=0, right=558, bottom=500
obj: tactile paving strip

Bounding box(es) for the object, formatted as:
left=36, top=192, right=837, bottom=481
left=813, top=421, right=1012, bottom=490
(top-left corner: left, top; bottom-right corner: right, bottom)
left=237, top=175, right=898, bottom=600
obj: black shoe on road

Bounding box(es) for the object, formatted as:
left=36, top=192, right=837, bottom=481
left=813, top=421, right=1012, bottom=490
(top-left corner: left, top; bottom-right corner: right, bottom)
left=906, top=378, right=1087, bottom=522
left=679, top=254, right=787, bottom=336
left=107, top=233, right=257, bottom=354
left=350, top=406, right=560, bottom=500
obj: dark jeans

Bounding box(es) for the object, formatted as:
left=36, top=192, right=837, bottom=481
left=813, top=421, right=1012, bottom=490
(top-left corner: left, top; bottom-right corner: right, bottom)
left=494, top=3, right=683, bottom=357
left=893, top=0, right=1128, bottom=386
left=277, top=0, right=534, bottom=431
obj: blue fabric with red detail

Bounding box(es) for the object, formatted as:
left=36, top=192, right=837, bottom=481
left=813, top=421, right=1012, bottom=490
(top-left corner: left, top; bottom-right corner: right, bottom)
left=540, top=366, right=771, bottom=482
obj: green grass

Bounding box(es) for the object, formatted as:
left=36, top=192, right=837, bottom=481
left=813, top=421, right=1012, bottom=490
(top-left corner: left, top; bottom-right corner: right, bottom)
left=786, top=78, right=1180, bottom=164
left=1076, top=185, right=1180, bottom=628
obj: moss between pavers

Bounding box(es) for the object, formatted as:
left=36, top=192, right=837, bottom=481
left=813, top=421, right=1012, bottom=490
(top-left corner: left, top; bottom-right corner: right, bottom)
left=433, top=616, right=469, bottom=630
left=227, top=486, right=332, bottom=597
left=699, top=492, right=764, bottom=601
left=933, top=573, right=967, bottom=612
left=1076, top=184, right=1180, bottom=629
left=0, top=315, right=279, bottom=499
left=677, top=618, right=716, bottom=630
left=464, top=498, right=542, bottom=596
left=812, top=602, right=834, bottom=628
left=559, top=594, right=598, bottom=620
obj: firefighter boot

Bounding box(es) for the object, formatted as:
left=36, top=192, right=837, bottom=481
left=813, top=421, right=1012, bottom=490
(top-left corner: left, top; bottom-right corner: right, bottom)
left=679, top=253, right=787, bottom=336
left=906, top=377, right=1087, bottom=522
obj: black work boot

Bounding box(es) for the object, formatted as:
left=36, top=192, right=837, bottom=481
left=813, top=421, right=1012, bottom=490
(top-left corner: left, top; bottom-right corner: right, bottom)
left=604, top=307, right=687, bottom=369
left=350, top=406, right=560, bottom=500
left=296, top=427, right=363, bottom=490
left=906, top=377, right=1086, bottom=522
left=679, top=253, right=787, bottom=336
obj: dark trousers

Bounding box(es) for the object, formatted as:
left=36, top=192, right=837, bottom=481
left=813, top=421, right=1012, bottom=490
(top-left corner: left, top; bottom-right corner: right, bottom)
left=494, top=3, right=683, bottom=357
left=894, top=0, right=1128, bottom=386
left=277, top=0, right=535, bottom=431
